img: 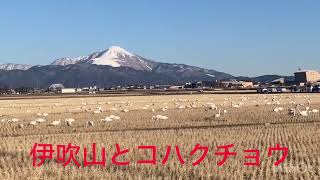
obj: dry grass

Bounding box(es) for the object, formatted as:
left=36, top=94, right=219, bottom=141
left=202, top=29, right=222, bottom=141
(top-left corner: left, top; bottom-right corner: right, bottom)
left=0, top=93, right=320, bottom=179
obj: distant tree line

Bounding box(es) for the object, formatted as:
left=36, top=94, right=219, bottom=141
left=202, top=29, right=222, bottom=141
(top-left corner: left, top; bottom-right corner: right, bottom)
left=0, top=83, right=35, bottom=94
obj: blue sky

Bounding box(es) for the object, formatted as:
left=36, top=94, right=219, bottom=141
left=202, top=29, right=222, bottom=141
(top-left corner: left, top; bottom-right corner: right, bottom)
left=0, top=0, right=319, bottom=76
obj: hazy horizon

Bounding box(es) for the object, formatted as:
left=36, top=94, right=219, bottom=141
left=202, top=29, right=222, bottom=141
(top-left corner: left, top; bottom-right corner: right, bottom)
left=1, top=0, right=319, bottom=77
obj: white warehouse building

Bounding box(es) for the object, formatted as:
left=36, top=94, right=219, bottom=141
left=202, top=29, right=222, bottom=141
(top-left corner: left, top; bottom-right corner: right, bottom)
left=61, top=88, right=76, bottom=93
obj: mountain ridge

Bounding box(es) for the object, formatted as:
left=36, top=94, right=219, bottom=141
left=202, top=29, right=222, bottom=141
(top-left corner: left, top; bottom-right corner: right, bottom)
left=0, top=46, right=234, bottom=88
left=0, top=63, right=34, bottom=70
left=0, top=46, right=291, bottom=88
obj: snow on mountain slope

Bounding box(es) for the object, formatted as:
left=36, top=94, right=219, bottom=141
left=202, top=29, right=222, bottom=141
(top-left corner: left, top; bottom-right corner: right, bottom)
left=51, top=56, right=88, bottom=66
left=91, top=47, right=124, bottom=67
left=92, top=46, right=133, bottom=66
left=49, top=46, right=154, bottom=71
left=89, top=46, right=153, bottom=71
left=59, top=46, right=154, bottom=71
left=0, top=63, right=33, bottom=70
left=206, top=74, right=216, bottom=78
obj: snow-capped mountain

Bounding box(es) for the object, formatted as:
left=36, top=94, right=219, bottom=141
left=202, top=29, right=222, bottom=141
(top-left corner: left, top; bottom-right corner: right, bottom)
left=91, top=46, right=134, bottom=67
left=0, top=45, right=235, bottom=88
left=0, top=63, right=33, bottom=70
left=88, top=46, right=153, bottom=71
left=51, top=46, right=155, bottom=71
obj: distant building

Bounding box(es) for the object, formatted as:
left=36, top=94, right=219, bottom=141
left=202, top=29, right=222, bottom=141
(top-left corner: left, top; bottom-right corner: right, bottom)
left=155, top=85, right=171, bottom=90
left=49, top=84, right=64, bottom=92
left=219, top=79, right=253, bottom=89
left=272, top=78, right=285, bottom=85
left=241, top=81, right=254, bottom=88
left=169, top=86, right=184, bottom=90
left=185, top=81, right=214, bottom=89
left=196, top=81, right=214, bottom=88
left=294, top=70, right=320, bottom=83
left=33, top=89, right=44, bottom=94
left=61, top=88, right=76, bottom=93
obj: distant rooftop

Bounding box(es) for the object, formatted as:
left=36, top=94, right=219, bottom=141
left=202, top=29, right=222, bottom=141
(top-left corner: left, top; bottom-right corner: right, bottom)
left=294, top=70, right=319, bottom=73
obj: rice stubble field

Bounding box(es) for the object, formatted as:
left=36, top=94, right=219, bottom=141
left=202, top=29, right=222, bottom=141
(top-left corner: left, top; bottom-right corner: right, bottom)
left=0, top=93, right=320, bottom=179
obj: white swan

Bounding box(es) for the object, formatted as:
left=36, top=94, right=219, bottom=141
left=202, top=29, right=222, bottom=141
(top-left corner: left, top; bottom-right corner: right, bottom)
left=297, top=105, right=308, bottom=117
left=215, top=109, right=221, bottom=118
left=50, top=120, right=61, bottom=126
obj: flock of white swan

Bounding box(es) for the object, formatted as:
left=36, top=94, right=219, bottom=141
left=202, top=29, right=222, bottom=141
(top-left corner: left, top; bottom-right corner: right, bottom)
left=0, top=94, right=319, bottom=129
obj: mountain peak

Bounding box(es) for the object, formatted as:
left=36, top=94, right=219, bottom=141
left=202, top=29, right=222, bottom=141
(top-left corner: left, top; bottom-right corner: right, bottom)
left=91, top=46, right=134, bottom=67
left=105, top=46, right=134, bottom=58
left=48, top=46, right=154, bottom=71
